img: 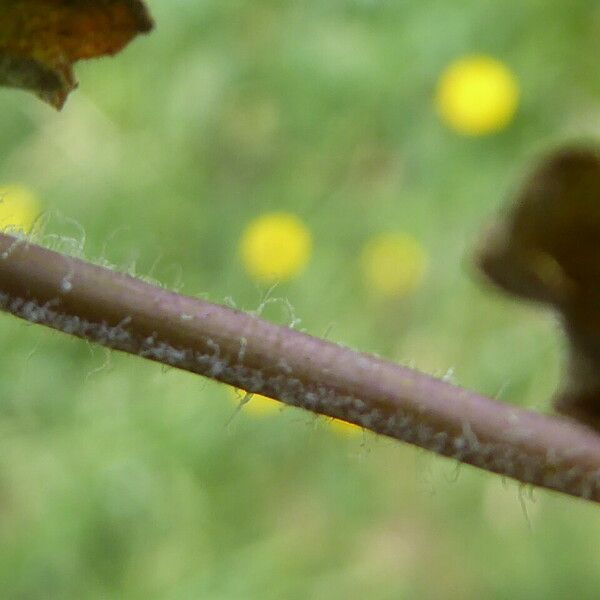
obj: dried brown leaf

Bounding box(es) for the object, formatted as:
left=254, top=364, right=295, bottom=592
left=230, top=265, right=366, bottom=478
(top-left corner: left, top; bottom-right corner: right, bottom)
left=0, top=0, right=153, bottom=108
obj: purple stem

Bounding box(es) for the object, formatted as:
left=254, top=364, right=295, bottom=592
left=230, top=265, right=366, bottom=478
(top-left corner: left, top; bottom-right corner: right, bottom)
left=1, top=232, right=600, bottom=504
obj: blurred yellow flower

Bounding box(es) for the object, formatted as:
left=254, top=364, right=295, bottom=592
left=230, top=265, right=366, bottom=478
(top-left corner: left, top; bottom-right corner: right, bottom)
left=228, top=387, right=362, bottom=436
left=240, top=212, right=312, bottom=283
left=435, top=55, right=519, bottom=135
left=360, top=232, right=427, bottom=297
left=229, top=391, right=362, bottom=442
left=328, top=417, right=363, bottom=436
left=0, top=184, right=40, bottom=233
left=229, top=387, right=281, bottom=416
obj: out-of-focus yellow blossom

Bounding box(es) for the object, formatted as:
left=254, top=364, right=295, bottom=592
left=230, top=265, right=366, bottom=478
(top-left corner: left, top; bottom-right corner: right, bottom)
left=0, top=184, right=40, bottom=233
left=328, top=417, right=363, bottom=436
left=229, top=388, right=281, bottom=416
left=229, top=387, right=362, bottom=435
left=360, top=232, right=427, bottom=297
left=240, top=212, right=312, bottom=283
left=435, top=55, right=519, bottom=135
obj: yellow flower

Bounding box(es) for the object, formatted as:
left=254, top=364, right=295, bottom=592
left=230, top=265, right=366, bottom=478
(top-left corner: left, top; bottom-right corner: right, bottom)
left=328, top=417, right=363, bottom=436
left=240, top=212, right=312, bottom=283
left=0, top=184, right=40, bottom=233
left=229, top=387, right=281, bottom=416
left=228, top=386, right=362, bottom=435
left=435, top=55, right=519, bottom=135
left=360, top=232, right=427, bottom=297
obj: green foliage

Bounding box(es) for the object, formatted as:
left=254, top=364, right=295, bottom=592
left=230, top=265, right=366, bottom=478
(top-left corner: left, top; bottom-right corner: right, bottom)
left=0, top=0, right=599, bottom=597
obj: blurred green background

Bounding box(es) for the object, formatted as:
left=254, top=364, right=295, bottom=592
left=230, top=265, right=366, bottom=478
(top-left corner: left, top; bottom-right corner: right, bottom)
left=1, top=0, right=600, bottom=598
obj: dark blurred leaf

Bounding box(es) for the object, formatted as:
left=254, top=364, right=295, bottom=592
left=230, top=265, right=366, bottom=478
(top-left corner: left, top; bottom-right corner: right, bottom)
left=0, top=0, right=153, bottom=109
left=476, top=147, right=600, bottom=429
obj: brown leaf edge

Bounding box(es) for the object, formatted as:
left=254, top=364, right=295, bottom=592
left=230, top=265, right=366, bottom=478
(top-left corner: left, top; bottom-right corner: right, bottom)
left=0, top=0, right=153, bottom=109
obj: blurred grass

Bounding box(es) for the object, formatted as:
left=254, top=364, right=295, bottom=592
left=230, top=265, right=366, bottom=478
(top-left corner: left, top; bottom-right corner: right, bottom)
left=1, top=0, right=600, bottom=597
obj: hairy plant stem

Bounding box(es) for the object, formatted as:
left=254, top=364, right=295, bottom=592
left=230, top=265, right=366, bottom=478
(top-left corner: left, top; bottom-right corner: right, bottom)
left=1, top=232, right=600, bottom=504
